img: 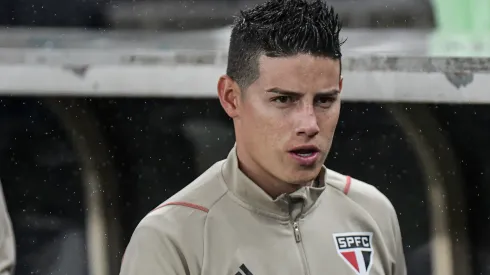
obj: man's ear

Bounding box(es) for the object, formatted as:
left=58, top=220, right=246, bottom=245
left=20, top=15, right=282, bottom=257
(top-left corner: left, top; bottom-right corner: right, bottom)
left=217, top=75, right=240, bottom=118
left=339, top=75, right=343, bottom=93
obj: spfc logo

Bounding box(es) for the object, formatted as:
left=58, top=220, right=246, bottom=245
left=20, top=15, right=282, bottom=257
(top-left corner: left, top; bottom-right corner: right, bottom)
left=333, top=232, right=374, bottom=275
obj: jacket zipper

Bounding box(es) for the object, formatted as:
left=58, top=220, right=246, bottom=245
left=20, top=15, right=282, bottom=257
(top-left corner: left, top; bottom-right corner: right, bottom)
left=293, top=221, right=302, bottom=242
left=291, top=211, right=310, bottom=275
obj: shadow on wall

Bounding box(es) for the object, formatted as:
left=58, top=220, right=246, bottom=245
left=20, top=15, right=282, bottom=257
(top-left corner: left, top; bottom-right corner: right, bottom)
left=0, top=99, right=88, bottom=275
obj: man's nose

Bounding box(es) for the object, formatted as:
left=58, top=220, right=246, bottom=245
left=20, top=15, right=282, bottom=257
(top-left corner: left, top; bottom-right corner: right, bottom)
left=295, top=105, right=320, bottom=138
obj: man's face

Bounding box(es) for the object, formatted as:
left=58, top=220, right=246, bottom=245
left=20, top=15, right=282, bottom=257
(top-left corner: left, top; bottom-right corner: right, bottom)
left=221, top=54, right=342, bottom=186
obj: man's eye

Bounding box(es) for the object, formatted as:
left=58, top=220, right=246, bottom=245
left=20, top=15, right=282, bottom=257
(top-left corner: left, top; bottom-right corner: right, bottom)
left=316, top=96, right=336, bottom=107
left=272, top=96, right=293, bottom=104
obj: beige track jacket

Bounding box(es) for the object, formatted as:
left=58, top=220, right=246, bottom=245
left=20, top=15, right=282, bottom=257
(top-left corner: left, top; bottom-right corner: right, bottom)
left=120, top=146, right=406, bottom=275
left=0, top=183, right=15, bottom=275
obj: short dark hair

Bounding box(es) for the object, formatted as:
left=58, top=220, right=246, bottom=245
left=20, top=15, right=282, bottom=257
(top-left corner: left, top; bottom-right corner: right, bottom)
left=227, top=0, right=345, bottom=89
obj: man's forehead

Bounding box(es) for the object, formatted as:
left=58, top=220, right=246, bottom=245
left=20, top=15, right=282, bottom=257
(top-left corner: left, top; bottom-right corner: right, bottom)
left=254, top=54, right=341, bottom=91
left=258, top=54, right=340, bottom=78
left=266, top=87, right=340, bottom=97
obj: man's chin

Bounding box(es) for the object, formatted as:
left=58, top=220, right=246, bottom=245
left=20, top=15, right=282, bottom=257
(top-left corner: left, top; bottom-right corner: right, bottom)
left=284, top=169, right=321, bottom=186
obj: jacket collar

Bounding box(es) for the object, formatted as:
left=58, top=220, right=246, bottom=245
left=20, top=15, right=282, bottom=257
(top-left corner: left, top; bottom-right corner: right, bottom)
left=221, top=145, right=326, bottom=220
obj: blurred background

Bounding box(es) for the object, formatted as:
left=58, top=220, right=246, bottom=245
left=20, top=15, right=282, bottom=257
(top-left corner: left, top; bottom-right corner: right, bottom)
left=0, top=0, right=489, bottom=275
left=0, top=0, right=435, bottom=29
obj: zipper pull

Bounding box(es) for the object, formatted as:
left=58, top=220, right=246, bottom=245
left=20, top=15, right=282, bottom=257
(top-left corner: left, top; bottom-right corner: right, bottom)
left=293, top=222, right=302, bottom=243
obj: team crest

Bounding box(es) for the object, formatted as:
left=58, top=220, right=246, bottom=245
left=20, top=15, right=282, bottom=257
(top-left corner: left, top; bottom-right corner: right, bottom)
left=333, top=232, right=374, bottom=275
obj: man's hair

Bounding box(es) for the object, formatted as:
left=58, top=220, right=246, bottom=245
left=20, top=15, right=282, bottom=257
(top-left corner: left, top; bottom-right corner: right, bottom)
left=227, top=0, right=345, bottom=89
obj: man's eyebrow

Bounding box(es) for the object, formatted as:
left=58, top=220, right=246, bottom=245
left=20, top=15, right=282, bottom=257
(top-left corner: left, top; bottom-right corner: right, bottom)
left=265, top=87, right=301, bottom=96
left=317, top=89, right=340, bottom=96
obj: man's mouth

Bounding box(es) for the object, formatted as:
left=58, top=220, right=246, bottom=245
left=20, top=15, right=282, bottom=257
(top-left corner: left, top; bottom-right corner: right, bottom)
left=288, top=146, right=321, bottom=166
left=290, top=148, right=318, bottom=157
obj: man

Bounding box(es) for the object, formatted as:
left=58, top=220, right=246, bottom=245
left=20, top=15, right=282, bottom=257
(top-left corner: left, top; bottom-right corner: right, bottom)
left=0, top=182, right=15, bottom=275
left=120, top=0, right=407, bottom=274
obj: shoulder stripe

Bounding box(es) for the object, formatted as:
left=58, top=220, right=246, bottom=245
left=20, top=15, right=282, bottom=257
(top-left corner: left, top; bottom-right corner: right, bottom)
left=152, top=201, right=209, bottom=213
left=344, top=176, right=352, bottom=195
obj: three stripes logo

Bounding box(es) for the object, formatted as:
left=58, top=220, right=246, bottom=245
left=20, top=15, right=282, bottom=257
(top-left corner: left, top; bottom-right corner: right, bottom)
left=333, top=232, right=374, bottom=275
left=235, top=264, right=253, bottom=275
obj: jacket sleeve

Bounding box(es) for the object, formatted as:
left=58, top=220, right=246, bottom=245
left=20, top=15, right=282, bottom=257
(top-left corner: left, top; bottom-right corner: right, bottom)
left=119, top=224, right=189, bottom=275
left=392, top=209, right=407, bottom=275
left=0, top=184, right=15, bottom=275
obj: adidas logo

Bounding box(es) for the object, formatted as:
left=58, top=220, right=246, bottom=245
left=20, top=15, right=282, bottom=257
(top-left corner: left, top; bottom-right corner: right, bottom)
left=235, top=264, right=253, bottom=275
